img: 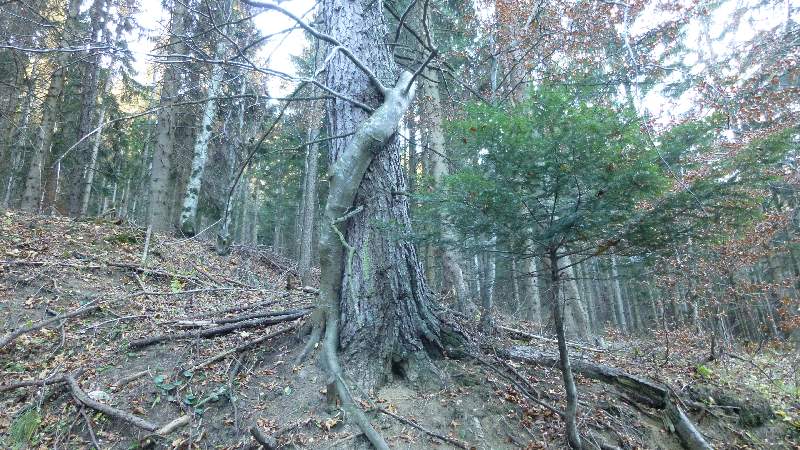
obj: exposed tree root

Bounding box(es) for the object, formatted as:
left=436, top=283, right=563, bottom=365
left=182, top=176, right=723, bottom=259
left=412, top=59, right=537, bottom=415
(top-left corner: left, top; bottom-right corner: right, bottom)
left=504, top=346, right=713, bottom=450
left=129, top=309, right=309, bottom=349
left=376, top=406, right=470, bottom=449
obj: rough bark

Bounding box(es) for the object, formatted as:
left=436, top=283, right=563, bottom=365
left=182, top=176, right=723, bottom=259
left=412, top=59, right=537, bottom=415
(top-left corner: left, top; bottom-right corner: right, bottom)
left=321, top=0, right=444, bottom=388
left=19, top=0, right=78, bottom=212
left=147, top=0, right=188, bottom=231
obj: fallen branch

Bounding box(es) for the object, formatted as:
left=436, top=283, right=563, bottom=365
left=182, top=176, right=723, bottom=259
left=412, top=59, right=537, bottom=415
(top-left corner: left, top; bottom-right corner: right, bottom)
left=129, top=309, right=310, bottom=349
left=499, top=325, right=606, bottom=353
left=377, top=407, right=469, bottom=449
left=78, top=406, right=101, bottom=449
left=0, top=301, right=102, bottom=349
left=189, top=323, right=299, bottom=371
left=65, top=375, right=158, bottom=431
left=0, top=368, right=86, bottom=393
left=250, top=419, right=308, bottom=450
left=187, top=298, right=282, bottom=319
left=111, top=370, right=150, bottom=391
left=505, top=346, right=712, bottom=450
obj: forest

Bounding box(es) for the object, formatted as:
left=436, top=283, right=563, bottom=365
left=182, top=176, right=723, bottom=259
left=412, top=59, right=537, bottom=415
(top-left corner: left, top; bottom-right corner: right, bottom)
left=0, top=0, right=798, bottom=447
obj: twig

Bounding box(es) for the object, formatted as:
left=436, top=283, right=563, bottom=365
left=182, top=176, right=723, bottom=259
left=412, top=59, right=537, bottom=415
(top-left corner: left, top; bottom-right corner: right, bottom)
left=188, top=323, right=299, bottom=371
left=0, top=301, right=102, bottom=349
left=499, top=325, right=606, bottom=353
left=376, top=407, right=470, bottom=449
left=79, top=407, right=101, bottom=449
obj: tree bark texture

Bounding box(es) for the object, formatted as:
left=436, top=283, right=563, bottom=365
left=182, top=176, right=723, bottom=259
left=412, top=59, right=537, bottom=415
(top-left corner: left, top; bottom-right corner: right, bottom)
left=321, top=0, right=442, bottom=388
left=148, top=0, right=188, bottom=231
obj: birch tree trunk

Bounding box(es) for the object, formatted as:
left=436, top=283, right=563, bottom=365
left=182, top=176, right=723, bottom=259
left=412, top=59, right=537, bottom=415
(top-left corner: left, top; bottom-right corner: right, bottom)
left=79, top=103, right=106, bottom=216
left=179, top=38, right=226, bottom=236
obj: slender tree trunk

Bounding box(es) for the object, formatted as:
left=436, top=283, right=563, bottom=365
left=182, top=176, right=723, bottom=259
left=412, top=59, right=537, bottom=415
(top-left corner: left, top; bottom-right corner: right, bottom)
left=479, top=240, right=497, bottom=331
left=79, top=101, right=107, bottom=216
left=611, top=256, right=629, bottom=333
left=179, top=36, right=227, bottom=236
left=421, top=68, right=469, bottom=312
left=520, top=253, right=542, bottom=323
left=298, top=126, right=320, bottom=285
left=546, top=249, right=582, bottom=449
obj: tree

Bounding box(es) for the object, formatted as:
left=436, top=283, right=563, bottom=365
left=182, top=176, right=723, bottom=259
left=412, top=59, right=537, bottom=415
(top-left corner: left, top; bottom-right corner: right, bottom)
left=443, top=84, right=667, bottom=447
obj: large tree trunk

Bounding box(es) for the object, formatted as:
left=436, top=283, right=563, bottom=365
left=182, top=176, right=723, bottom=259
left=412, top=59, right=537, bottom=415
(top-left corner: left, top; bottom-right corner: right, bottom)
left=319, top=0, right=445, bottom=390
left=147, top=0, right=188, bottom=231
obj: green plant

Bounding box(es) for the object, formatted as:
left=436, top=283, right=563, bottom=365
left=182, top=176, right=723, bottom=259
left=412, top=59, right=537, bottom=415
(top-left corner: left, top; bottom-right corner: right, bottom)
left=696, top=364, right=713, bottom=379
left=8, top=408, right=42, bottom=449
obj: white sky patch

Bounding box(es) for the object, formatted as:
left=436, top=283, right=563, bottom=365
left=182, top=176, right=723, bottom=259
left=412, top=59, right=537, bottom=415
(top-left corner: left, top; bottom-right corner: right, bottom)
left=129, top=0, right=316, bottom=93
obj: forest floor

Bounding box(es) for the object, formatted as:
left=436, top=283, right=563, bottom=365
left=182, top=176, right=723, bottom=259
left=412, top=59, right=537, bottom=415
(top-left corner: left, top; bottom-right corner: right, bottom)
left=1, top=210, right=799, bottom=449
